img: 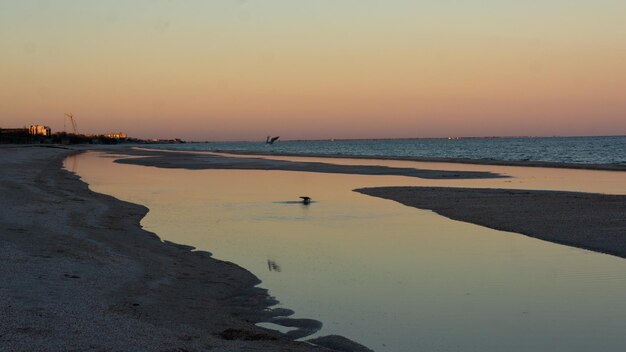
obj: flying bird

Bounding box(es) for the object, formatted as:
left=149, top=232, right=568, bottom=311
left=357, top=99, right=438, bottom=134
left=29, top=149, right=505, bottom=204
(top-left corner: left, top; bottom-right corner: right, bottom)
left=266, top=136, right=280, bottom=144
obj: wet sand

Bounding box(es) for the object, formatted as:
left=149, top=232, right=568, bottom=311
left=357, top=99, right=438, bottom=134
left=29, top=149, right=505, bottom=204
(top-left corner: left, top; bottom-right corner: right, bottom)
left=356, top=187, right=626, bottom=259
left=0, top=145, right=355, bottom=351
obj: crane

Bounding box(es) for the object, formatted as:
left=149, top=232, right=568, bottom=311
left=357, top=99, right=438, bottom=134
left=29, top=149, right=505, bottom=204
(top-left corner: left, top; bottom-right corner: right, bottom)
left=64, top=113, right=79, bottom=135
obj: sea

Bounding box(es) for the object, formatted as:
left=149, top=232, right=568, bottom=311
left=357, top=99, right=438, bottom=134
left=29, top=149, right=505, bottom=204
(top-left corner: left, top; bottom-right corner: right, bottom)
left=154, top=135, right=626, bottom=166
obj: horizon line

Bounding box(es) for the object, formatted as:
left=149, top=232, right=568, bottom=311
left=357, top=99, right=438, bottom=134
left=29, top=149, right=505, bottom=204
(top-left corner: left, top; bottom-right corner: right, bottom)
left=187, top=134, right=626, bottom=143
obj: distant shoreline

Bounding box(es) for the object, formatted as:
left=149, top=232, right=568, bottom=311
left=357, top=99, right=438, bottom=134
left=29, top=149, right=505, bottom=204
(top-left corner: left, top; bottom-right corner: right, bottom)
left=189, top=134, right=626, bottom=143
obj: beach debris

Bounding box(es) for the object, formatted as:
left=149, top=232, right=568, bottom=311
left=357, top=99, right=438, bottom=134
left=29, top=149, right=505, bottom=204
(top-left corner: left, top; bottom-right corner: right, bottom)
left=299, top=196, right=311, bottom=205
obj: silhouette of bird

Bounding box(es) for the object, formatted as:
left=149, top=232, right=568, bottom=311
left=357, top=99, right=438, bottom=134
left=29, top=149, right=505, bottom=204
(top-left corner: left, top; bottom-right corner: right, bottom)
left=266, top=136, right=280, bottom=144
left=300, top=196, right=311, bottom=205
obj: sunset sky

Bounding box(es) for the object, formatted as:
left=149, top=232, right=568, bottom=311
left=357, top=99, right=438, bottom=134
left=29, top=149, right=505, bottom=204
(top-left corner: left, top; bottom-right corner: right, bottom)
left=1, top=0, right=625, bottom=140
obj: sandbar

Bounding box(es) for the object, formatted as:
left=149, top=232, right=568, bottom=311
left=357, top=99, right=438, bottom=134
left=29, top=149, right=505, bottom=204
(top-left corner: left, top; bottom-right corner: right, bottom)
left=113, top=147, right=504, bottom=179
left=356, top=186, right=626, bottom=259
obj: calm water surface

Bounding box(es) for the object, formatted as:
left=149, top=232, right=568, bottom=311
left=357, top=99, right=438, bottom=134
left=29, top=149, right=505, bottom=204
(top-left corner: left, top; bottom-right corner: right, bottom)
left=154, top=135, right=626, bottom=166
left=67, top=152, right=626, bottom=352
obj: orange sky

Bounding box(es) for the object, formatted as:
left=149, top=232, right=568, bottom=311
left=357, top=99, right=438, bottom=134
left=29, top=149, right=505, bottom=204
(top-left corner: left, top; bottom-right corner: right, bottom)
left=1, top=0, right=625, bottom=140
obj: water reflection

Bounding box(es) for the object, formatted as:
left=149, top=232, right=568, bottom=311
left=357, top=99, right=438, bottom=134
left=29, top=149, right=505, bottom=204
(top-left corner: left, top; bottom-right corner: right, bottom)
left=267, top=259, right=282, bottom=273
left=67, top=152, right=626, bottom=352
left=274, top=200, right=317, bottom=205
left=65, top=153, right=79, bottom=173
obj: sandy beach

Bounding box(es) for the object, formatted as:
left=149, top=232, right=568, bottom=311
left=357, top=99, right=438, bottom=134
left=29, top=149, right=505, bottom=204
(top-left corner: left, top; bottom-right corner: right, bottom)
left=2, top=145, right=625, bottom=351
left=1, top=145, right=371, bottom=352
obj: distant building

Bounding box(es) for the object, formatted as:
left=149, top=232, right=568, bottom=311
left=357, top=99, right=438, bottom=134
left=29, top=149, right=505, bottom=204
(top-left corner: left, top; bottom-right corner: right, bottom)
left=1, top=128, right=28, bottom=134
left=104, top=132, right=127, bottom=139
left=0, top=127, right=30, bottom=144
left=29, top=125, right=51, bottom=136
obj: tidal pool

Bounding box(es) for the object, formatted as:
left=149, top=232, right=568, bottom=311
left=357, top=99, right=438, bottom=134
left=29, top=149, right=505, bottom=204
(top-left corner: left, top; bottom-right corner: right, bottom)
left=67, top=152, right=626, bottom=352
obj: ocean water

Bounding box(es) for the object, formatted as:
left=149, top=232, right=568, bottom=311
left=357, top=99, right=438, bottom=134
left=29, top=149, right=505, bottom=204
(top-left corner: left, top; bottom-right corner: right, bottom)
left=155, top=136, right=626, bottom=165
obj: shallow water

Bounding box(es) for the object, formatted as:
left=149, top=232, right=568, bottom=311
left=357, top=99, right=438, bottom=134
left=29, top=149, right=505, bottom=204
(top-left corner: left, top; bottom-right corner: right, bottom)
left=67, top=152, right=626, bottom=352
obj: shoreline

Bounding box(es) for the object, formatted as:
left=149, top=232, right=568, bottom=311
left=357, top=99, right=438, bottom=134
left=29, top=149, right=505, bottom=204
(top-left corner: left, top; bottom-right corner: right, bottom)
left=1, top=145, right=373, bottom=352
left=201, top=149, right=626, bottom=172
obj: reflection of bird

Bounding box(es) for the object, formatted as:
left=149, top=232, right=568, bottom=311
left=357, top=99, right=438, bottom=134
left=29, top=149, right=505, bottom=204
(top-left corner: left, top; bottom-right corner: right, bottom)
left=300, top=196, right=311, bottom=205
left=267, top=259, right=281, bottom=272
left=266, top=136, right=280, bottom=144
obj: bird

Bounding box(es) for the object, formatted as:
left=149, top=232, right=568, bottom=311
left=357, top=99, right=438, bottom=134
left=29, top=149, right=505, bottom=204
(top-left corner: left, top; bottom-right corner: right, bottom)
left=266, top=136, right=280, bottom=144
left=300, top=196, right=311, bottom=205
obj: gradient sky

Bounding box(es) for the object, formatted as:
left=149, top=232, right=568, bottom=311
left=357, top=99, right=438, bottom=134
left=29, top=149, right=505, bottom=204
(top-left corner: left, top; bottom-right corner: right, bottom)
left=1, top=0, right=625, bottom=140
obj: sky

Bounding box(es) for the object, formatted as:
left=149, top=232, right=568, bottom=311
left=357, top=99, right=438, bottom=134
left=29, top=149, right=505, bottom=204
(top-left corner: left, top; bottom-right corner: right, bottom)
left=1, top=0, right=625, bottom=140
